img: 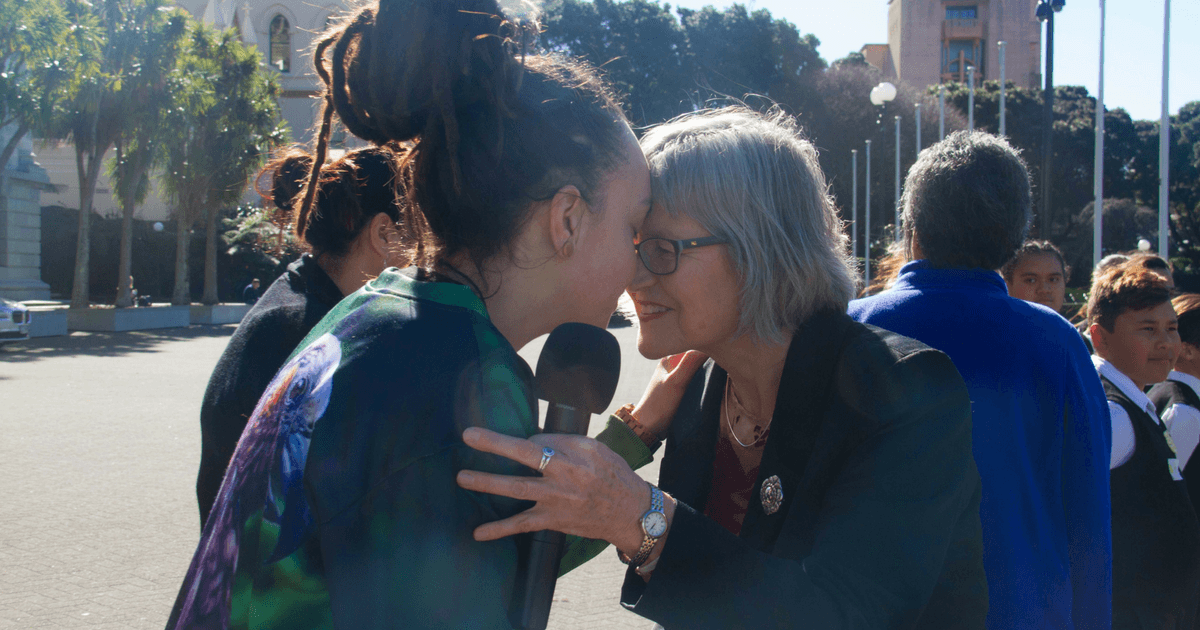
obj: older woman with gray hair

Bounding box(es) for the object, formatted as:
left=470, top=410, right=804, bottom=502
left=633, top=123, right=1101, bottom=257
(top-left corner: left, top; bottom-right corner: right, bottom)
left=458, top=107, right=987, bottom=628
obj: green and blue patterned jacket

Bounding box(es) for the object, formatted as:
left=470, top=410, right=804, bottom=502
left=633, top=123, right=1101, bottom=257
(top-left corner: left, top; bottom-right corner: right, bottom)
left=166, top=268, right=651, bottom=629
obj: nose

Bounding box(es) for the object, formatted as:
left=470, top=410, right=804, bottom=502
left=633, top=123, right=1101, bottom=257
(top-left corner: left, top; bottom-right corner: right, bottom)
left=627, top=253, right=657, bottom=293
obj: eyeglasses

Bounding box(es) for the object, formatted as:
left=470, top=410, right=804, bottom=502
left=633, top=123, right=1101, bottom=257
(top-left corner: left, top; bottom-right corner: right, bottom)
left=634, top=236, right=728, bottom=275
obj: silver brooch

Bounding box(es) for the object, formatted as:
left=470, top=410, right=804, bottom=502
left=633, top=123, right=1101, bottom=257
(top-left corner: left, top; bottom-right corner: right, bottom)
left=761, top=475, right=783, bottom=515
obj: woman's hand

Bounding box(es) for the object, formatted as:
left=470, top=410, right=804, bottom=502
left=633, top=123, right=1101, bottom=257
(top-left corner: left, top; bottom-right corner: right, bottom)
left=456, top=427, right=653, bottom=556
left=631, top=350, right=708, bottom=437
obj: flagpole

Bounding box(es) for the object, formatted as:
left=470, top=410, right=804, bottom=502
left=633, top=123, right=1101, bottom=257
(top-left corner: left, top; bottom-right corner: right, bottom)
left=999, top=41, right=1007, bottom=136
left=852, top=149, right=859, bottom=260
left=1158, top=0, right=1171, bottom=258
left=1093, top=0, right=1105, bottom=267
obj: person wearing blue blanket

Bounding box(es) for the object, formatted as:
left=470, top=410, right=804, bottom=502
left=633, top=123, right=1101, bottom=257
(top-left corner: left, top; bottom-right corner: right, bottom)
left=849, top=131, right=1113, bottom=630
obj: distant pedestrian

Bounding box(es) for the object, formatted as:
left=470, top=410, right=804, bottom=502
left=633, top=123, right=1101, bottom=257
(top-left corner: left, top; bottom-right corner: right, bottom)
left=849, top=130, right=1113, bottom=630
left=241, top=278, right=260, bottom=305
left=196, top=145, right=409, bottom=528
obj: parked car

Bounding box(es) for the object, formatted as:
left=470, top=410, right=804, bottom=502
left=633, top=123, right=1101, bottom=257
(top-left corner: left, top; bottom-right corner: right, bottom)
left=0, top=298, right=31, bottom=345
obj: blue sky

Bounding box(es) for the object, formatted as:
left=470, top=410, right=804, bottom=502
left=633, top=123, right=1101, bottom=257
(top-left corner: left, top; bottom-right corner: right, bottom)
left=669, top=0, right=1198, bottom=122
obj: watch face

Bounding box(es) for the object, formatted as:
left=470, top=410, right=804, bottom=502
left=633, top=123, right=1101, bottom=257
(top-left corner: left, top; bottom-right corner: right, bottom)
left=642, top=511, right=668, bottom=538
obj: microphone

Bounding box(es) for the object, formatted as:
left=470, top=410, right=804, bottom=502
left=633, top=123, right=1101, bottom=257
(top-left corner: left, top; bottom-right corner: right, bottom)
left=511, top=323, right=621, bottom=630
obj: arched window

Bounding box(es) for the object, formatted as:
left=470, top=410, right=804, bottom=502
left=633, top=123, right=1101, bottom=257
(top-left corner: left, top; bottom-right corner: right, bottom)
left=269, top=15, right=290, bottom=73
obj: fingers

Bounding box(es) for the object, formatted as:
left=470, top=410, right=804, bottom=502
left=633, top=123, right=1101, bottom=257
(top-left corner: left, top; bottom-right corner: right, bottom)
left=472, top=510, right=544, bottom=541
left=457, top=469, right=543, bottom=502
left=670, top=350, right=708, bottom=378
left=461, top=427, right=546, bottom=471
left=661, top=350, right=708, bottom=375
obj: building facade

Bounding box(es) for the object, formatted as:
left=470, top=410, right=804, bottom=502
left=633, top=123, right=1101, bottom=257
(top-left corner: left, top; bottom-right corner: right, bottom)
left=882, top=0, right=1042, bottom=90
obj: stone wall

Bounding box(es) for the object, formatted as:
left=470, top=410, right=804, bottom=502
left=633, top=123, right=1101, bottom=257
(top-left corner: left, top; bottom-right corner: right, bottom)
left=0, top=163, right=53, bottom=301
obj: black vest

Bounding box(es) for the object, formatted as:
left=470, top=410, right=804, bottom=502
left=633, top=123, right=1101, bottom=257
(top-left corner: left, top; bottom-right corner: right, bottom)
left=1104, top=376, right=1200, bottom=619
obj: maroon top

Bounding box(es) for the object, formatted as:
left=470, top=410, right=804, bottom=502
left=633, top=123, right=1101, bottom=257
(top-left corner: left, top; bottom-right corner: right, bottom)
left=702, top=379, right=770, bottom=536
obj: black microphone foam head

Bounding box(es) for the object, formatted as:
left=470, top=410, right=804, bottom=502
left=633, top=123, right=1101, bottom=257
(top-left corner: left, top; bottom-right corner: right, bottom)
left=534, top=323, right=621, bottom=414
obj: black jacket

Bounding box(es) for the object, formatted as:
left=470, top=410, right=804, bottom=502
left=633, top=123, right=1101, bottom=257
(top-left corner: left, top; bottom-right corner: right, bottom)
left=195, top=255, right=343, bottom=527
left=621, top=309, right=987, bottom=629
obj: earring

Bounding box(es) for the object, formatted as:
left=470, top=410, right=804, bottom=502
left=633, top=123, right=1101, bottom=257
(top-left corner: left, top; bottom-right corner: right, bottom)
left=560, top=242, right=574, bottom=259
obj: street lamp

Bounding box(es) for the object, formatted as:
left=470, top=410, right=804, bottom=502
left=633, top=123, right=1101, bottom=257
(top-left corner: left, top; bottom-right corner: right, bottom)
left=869, top=82, right=901, bottom=245
left=1037, top=0, right=1065, bottom=238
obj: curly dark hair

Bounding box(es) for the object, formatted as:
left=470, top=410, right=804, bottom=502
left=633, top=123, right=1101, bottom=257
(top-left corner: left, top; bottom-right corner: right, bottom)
left=260, top=144, right=405, bottom=259
left=1000, top=240, right=1070, bottom=282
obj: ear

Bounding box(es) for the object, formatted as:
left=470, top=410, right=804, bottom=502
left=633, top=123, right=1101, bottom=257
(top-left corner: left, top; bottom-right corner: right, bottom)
left=547, top=184, right=587, bottom=258
left=363, top=213, right=401, bottom=263
left=1183, top=342, right=1199, bottom=362
left=1089, top=322, right=1109, bottom=357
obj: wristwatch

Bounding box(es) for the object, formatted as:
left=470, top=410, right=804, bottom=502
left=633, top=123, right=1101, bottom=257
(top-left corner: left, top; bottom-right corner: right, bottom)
left=621, top=484, right=668, bottom=569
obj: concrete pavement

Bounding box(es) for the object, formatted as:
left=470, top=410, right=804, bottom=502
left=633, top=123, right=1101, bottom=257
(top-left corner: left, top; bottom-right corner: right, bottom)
left=0, top=324, right=660, bottom=629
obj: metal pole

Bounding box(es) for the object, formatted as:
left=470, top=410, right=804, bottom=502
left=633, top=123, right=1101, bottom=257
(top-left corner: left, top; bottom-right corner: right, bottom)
left=852, top=149, right=858, bottom=260
left=1159, top=0, right=1170, bottom=257
left=915, top=103, right=922, bottom=155
left=1040, top=9, right=1055, bottom=239
left=1093, top=1, right=1105, bottom=267
left=865, top=140, right=872, bottom=286
left=968, top=66, right=975, bottom=130
left=999, top=41, right=1008, bottom=136
left=939, top=85, right=946, bottom=140
left=894, top=115, right=902, bottom=242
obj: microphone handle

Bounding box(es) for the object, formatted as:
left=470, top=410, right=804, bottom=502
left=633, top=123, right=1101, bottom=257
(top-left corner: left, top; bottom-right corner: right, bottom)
left=513, top=403, right=588, bottom=630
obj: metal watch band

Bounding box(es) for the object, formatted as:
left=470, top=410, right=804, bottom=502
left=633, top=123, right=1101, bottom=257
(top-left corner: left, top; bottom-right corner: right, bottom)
left=627, top=485, right=665, bottom=569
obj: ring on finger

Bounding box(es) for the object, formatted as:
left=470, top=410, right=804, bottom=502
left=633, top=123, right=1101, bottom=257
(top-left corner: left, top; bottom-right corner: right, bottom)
left=537, top=447, right=555, bottom=473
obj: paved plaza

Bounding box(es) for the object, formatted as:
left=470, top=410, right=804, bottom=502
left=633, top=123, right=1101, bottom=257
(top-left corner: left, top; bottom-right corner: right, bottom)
left=0, top=323, right=661, bottom=629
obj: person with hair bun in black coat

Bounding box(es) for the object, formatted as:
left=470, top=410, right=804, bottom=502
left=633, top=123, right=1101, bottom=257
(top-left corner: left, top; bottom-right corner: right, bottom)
left=195, top=145, right=408, bottom=528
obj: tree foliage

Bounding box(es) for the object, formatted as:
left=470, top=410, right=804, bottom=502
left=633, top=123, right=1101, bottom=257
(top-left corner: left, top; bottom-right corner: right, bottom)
left=541, top=0, right=824, bottom=126
left=0, top=0, right=81, bottom=170
left=106, top=4, right=188, bottom=307
left=47, top=0, right=185, bottom=308
left=158, top=22, right=285, bottom=305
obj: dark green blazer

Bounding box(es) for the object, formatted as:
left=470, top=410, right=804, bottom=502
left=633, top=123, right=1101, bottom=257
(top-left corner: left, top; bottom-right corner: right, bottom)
left=621, top=309, right=988, bottom=629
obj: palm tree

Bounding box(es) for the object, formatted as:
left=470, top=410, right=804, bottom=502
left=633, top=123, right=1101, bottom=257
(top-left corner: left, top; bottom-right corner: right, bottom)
left=160, top=23, right=285, bottom=306
left=108, top=6, right=187, bottom=307
left=53, top=0, right=170, bottom=309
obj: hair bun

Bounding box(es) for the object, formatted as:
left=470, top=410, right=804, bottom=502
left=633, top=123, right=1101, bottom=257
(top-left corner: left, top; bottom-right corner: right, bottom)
left=326, top=0, right=531, bottom=145
left=269, top=152, right=315, bottom=212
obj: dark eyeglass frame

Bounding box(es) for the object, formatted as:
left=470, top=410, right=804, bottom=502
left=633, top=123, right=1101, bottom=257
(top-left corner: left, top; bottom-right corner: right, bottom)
left=635, top=235, right=728, bottom=275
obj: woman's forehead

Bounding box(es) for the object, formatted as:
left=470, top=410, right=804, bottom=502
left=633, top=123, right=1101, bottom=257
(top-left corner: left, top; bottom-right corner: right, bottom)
left=642, top=204, right=708, bottom=237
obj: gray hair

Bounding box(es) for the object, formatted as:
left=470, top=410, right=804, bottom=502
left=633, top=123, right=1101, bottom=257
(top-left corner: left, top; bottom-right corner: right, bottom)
left=639, top=107, right=856, bottom=345
left=901, top=130, right=1031, bottom=270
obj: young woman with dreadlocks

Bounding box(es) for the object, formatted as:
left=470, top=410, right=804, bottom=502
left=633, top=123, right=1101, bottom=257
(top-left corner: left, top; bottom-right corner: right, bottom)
left=166, top=0, right=658, bottom=627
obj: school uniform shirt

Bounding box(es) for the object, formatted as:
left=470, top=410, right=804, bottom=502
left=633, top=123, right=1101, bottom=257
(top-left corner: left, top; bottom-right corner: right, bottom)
left=849, top=260, right=1113, bottom=630
left=167, top=268, right=654, bottom=630
left=1150, top=370, right=1200, bottom=472
left=1093, top=356, right=1155, bottom=470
